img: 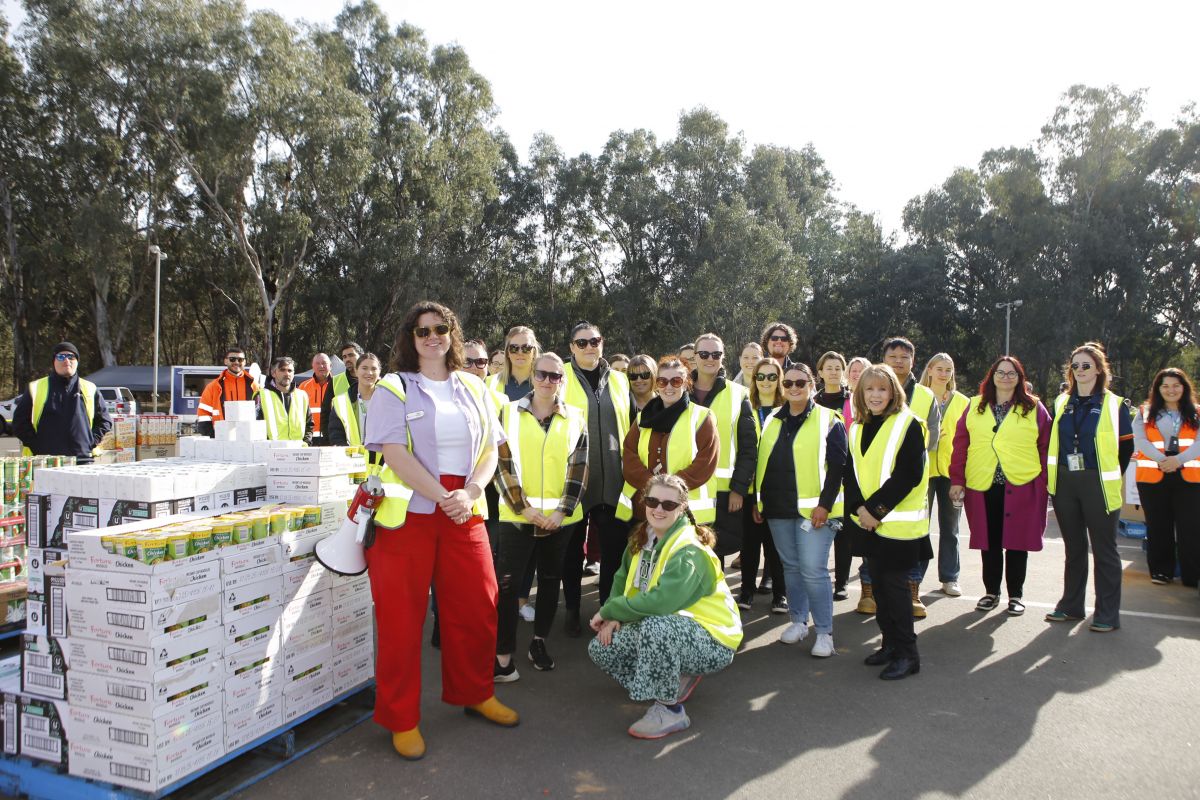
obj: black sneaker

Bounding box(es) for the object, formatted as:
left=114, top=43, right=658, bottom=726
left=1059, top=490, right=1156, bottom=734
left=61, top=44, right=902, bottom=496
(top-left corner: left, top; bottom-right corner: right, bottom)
left=736, top=593, right=753, bottom=610
left=493, top=657, right=519, bottom=683
left=756, top=578, right=774, bottom=596
left=771, top=596, right=789, bottom=615
left=833, top=585, right=849, bottom=601
left=528, top=639, right=555, bottom=671
left=1151, top=574, right=1171, bottom=585
left=564, top=609, right=582, bottom=638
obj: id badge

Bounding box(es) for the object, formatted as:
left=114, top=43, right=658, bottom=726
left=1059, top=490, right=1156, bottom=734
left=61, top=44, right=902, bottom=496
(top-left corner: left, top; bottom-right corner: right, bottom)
left=1066, top=453, right=1085, bottom=472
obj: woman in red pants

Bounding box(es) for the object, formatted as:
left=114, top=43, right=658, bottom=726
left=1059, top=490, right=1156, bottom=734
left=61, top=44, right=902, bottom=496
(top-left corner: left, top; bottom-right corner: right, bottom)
left=365, top=300, right=518, bottom=760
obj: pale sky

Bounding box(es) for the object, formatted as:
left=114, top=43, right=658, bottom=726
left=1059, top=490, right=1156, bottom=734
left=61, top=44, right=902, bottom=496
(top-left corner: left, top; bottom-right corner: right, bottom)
left=7, top=0, right=1198, bottom=234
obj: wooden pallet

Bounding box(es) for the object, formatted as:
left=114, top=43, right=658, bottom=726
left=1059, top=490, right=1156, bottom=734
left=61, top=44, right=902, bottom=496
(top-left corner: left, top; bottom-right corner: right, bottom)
left=0, top=683, right=375, bottom=800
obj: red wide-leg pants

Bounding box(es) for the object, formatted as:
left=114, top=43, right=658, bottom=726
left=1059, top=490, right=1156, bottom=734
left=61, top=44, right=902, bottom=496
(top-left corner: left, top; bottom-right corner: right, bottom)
left=366, top=475, right=498, bottom=732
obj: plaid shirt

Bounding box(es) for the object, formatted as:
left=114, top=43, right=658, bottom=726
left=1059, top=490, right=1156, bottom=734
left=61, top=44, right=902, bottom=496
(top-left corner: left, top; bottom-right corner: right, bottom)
left=495, top=395, right=589, bottom=530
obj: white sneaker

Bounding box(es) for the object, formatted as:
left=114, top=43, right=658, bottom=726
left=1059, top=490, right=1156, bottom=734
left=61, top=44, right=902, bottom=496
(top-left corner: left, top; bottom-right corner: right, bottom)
left=627, top=703, right=691, bottom=739
left=811, top=633, right=835, bottom=658
left=519, top=604, right=535, bottom=622
left=779, top=622, right=809, bottom=645
left=941, top=581, right=962, bottom=597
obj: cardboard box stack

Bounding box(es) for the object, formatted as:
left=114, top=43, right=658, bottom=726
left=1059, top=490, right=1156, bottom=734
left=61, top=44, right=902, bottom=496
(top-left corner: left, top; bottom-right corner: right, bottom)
left=96, top=415, right=138, bottom=464
left=265, top=448, right=372, bottom=726
left=0, top=455, right=55, bottom=626
left=136, top=415, right=182, bottom=461
left=1, top=429, right=375, bottom=791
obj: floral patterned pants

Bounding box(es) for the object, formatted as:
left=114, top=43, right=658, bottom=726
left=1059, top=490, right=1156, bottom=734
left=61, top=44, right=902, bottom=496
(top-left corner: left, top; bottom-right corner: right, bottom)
left=588, top=615, right=734, bottom=703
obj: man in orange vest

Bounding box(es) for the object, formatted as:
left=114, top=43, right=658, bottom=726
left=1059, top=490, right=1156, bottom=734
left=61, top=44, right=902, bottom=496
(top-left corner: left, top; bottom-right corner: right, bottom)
left=196, top=345, right=259, bottom=437
left=299, top=353, right=333, bottom=444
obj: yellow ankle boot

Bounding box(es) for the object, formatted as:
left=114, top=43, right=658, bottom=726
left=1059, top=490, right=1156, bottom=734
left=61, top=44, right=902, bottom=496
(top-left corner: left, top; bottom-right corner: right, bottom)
left=910, top=580, right=927, bottom=619
left=465, top=696, right=520, bottom=727
left=392, top=726, right=426, bottom=760
left=856, top=583, right=876, bottom=615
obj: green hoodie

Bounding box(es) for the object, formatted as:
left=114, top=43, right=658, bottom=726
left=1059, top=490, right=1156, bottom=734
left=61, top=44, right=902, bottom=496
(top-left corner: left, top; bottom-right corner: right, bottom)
left=599, top=517, right=716, bottom=623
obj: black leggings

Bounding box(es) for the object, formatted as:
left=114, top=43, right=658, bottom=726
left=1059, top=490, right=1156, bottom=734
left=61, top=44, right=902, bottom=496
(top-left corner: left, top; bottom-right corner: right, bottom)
left=740, top=502, right=784, bottom=599
left=980, top=483, right=1028, bottom=597
left=562, top=505, right=628, bottom=609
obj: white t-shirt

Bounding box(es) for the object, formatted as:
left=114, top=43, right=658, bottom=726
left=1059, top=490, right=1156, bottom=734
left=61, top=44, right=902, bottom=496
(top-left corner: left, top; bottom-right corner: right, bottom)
left=425, top=377, right=472, bottom=476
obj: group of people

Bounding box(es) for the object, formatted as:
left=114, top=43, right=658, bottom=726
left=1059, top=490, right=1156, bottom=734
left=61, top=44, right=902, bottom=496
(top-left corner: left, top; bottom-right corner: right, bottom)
left=12, top=307, right=1198, bottom=758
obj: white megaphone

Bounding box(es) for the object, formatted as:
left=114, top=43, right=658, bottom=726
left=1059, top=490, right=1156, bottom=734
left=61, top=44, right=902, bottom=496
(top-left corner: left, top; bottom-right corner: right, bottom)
left=315, top=475, right=384, bottom=576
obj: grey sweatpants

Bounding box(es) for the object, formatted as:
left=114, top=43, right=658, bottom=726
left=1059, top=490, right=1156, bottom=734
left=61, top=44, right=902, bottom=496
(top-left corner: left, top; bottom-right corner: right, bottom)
left=1050, top=468, right=1122, bottom=627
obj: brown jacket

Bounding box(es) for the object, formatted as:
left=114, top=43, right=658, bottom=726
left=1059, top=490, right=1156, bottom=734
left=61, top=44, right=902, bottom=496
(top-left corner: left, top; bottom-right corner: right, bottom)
left=621, top=410, right=718, bottom=520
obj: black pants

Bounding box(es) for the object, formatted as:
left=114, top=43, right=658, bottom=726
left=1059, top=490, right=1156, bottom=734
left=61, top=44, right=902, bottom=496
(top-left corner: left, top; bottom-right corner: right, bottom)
left=866, top=556, right=918, bottom=660
left=484, top=484, right=501, bottom=561
left=496, top=522, right=573, bottom=654
left=1139, top=475, right=1200, bottom=586
left=833, top=516, right=858, bottom=590
left=980, top=483, right=1028, bottom=597
left=740, top=502, right=784, bottom=600
left=563, top=504, right=628, bottom=609
left=1051, top=468, right=1121, bottom=627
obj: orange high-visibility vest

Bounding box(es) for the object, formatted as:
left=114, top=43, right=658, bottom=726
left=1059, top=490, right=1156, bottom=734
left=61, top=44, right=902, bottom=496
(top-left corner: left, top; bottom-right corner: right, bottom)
left=1135, top=407, right=1200, bottom=484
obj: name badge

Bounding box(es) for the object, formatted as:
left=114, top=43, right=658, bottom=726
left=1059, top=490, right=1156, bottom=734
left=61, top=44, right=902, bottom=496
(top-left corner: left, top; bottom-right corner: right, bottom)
left=1066, top=453, right=1085, bottom=472
left=405, top=411, right=424, bottom=421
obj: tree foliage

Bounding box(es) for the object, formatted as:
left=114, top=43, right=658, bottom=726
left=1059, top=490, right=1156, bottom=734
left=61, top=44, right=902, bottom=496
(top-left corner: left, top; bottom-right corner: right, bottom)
left=0, top=1, right=1194, bottom=403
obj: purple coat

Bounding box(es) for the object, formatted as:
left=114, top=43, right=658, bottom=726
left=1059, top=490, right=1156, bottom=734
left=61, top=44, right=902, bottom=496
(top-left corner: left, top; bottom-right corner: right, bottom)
left=949, top=400, right=1051, bottom=552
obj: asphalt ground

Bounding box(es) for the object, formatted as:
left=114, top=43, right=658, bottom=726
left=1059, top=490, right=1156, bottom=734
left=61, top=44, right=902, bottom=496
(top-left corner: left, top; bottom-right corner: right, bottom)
left=244, top=509, right=1200, bottom=800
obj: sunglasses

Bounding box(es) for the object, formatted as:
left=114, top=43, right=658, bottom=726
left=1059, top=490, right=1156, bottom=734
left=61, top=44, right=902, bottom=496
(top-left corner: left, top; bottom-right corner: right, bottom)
left=1070, top=362, right=1093, bottom=371
left=781, top=378, right=810, bottom=389
left=226, top=356, right=245, bottom=363
left=697, top=350, right=723, bottom=360
left=572, top=336, right=603, bottom=349
left=755, top=373, right=778, bottom=382
left=769, top=334, right=790, bottom=342
left=643, top=497, right=682, bottom=511
left=54, top=353, right=78, bottom=362
left=628, top=371, right=653, bottom=381
left=413, top=324, right=451, bottom=338
left=533, top=369, right=564, bottom=383
left=507, top=344, right=535, bottom=354
left=656, top=376, right=686, bottom=388
left=464, top=357, right=490, bottom=368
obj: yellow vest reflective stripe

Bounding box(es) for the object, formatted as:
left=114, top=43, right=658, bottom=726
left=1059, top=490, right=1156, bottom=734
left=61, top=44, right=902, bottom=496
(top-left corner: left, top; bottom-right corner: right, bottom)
left=332, top=372, right=350, bottom=397
left=26, top=377, right=99, bottom=457
left=933, top=391, right=969, bottom=477
left=707, top=381, right=749, bottom=491
left=616, top=404, right=714, bottom=523
left=563, top=364, right=631, bottom=444
left=849, top=411, right=929, bottom=540
left=908, top=383, right=936, bottom=445
left=373, top=372, right=490, bottom=528
left=331, top=392, right=361, bottom=447
left=622, top=524, right=743, bottom=650
left=962, top=396, right=1043, bottom=490
left=1046, top=391, right=1125, bottom=512
left=498, top=401, right=586, bottom=524
left=30, top=377, right=97, bottom=431
left=259, top=388, right=309, bottom=441
left=755, top=405, right=844, bottom=518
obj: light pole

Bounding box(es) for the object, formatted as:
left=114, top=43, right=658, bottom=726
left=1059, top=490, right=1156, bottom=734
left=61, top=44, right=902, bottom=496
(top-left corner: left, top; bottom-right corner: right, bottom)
left=149, top=245, right=167, bottom=413
left=995, top=299, right=1023, bottom=356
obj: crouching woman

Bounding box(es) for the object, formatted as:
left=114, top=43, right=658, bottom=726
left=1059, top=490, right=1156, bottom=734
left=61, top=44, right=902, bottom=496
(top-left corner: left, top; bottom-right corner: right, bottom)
left=588, top=473, right=743, bottom=740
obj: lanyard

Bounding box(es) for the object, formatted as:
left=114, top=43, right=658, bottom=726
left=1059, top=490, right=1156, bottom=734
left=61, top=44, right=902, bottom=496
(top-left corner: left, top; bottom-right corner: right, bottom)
left=1069, top=397, right=1093, bottom=454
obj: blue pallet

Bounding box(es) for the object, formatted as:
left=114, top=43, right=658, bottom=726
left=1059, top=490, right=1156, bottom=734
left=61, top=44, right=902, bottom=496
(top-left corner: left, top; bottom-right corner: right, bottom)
left=0, top=681, right=375, bottom=800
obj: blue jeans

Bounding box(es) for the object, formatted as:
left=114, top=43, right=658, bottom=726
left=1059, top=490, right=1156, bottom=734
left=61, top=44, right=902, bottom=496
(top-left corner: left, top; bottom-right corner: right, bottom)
left=920, top=476, right=961, bottom=582
left=858, top=562, right=923, bottom=586
left=767, top=518, right=835, bottom=635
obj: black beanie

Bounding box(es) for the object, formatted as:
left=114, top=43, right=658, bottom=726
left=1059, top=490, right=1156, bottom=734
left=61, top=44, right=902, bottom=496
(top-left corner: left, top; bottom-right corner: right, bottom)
left=52, top=342, right=80, bottom=360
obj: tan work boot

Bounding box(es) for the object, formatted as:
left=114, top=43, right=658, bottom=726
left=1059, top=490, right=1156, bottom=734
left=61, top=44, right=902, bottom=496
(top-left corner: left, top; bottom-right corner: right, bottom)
left=910, top=580, right=927, bottom=619
left=465, top=696, right=520, bottom=727
left=392, top=726, right=426, bottom=760
left=856, top=583, right=876, bottom=615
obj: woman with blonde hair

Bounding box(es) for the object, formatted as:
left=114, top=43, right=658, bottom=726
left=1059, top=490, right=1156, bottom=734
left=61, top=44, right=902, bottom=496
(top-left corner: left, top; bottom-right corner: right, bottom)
left=589, top=473, right=742, bottom=739
left=627, top=354, right=658, bottom=412
left=488, top=325, right=541, bottom=402
left=1044, top=342, right=1134, bottom=632
left=920, top=352, right=970, bottom=597
left=844, top=364, right=932, bottom=679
